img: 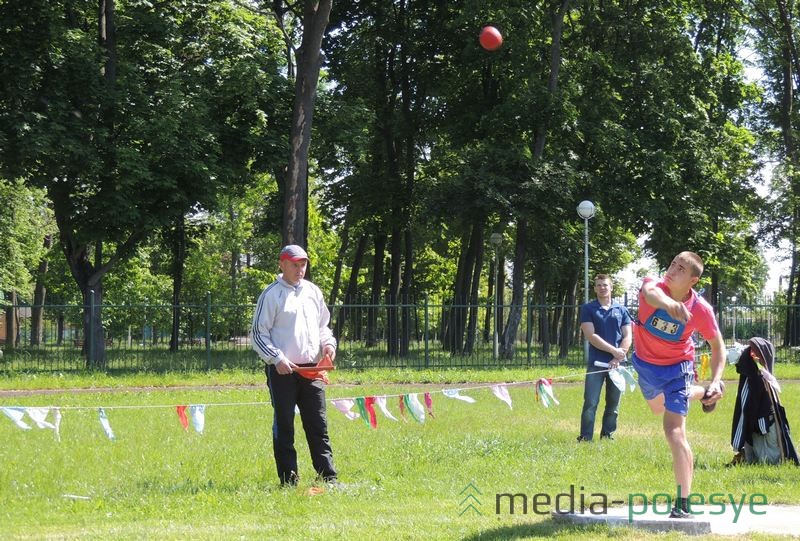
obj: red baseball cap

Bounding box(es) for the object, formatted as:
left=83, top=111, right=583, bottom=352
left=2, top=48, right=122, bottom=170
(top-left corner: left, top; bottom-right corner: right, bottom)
left=280, top=245, right=309, bottom=262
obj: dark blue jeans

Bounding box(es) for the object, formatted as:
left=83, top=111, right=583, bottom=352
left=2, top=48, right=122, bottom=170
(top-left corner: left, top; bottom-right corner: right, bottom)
left=579, top=368, right=621, bottom=440
left=266, top=365, right=337, bottom=484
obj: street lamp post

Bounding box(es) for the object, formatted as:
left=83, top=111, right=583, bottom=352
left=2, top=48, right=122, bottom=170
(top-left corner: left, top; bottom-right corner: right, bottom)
left=577, top=200, right=596, bottom=363
left=490, top=233, right=503, bottom=360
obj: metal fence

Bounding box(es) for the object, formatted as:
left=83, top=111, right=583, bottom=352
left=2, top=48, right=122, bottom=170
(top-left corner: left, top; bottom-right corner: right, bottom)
left=1, top=297, right=798, bottom=373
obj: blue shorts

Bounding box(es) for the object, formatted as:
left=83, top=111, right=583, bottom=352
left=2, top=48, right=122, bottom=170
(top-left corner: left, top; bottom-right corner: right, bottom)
left=632, top=353, right=695, bottom=416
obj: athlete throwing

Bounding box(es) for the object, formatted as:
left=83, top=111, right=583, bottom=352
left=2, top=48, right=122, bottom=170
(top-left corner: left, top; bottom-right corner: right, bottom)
left=632, top=251, right=725, bottom=518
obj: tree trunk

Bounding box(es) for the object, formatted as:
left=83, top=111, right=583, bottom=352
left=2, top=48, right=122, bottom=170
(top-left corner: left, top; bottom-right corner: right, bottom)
left=537, top=280, right=550, bottom=359
left=30, top=235, right=52, bottom=346
left=501, top=222, right=527, bottom=359
left=4, top=291, right=17, bottom=349
left=335, top=232, right=368, bottom=340
left=366, top=231, right=386, bottom=347
left=169, top=214, right=186, bottom=352
left=559, top=273, right=579, bottom=358
left=400, top=228, right=413, bottom=357
left=387, top=226, right=402, bottom=356
left=445, top=230, right=470, bottom=353
left=329, top=221, right=350, bottom=306
left=57, top=313, right=64, bottom=346
left=464, top=224, right=485, bottom=355
left=282, top=0, right=332, bottom=246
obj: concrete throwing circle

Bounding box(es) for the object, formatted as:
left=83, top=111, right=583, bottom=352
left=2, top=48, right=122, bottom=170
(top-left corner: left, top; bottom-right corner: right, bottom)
left=552, top=504, right=800, bottom=536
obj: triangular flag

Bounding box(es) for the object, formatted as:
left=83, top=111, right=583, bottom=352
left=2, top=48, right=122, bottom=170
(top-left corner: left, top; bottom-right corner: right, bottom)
left=53, top=408, right=62, bottom=441
left=375, top=396, right=398, bottom=421
left=1, top=407, right=32, bottom=430
left=331, top=399, right=360, bottom=420
left=26, top=407, right=56, bottom=430
left=443, top=388, right=476, bottom=403
left=403, top=393, right=425, bottom=423
left=355, top=397, right=377, bottom=429
left=618, top=366, right=637, bottom=392
left=189, top=405, right=205, bottom=434
left=491, top=385, right=512, bottom=409
left=355, top=397, right=369, bottom=427
left=535, top=378, right=559, bottom=408
left=423, top=392, right=435, bottom=418
left=364, top=397, right=378, bottom=428
left=98, top=408, right=115, bottom=440
left=176, top=405, right=189, bottom=431
left=608, top=369, right=626, bottom=393
left=398, top=395, right=407, bottom=421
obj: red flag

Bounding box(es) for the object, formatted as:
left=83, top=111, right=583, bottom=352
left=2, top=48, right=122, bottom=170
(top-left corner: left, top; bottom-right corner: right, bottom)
left=176, top=405, right=189, bottom=431
left=364, top=397, right=378, bottom=429
left=424, top=392, right=435, bottom=418
left=398, top=395, right=406, bottom=420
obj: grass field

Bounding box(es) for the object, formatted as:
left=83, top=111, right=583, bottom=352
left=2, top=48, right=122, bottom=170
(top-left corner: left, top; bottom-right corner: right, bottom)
left=1, top=365, right=799, bottom=540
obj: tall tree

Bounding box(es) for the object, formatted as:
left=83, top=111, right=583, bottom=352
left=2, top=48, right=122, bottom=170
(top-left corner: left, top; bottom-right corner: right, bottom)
left=0, top=1, right=284, bottom=366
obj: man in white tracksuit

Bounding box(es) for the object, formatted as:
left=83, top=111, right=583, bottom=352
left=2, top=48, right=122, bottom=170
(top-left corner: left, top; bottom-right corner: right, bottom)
left=251, top=245, right=338, bottom=486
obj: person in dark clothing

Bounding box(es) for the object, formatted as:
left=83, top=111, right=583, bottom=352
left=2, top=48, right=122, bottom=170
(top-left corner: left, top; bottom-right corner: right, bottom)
left=730, top=337, right=798, bottom=465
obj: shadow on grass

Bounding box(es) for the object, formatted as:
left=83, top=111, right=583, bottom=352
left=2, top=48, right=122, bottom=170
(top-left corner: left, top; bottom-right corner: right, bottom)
left=462, top=518, right=613, bottom=540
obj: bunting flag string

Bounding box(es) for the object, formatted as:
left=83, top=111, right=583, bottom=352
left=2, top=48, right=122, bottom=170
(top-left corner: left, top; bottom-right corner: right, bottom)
left=1, top=364, right=642, bottom=438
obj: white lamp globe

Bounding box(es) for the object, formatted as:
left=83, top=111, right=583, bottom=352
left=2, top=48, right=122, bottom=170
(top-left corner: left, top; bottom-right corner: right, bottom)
left=577, top=200, right=596, bottom=219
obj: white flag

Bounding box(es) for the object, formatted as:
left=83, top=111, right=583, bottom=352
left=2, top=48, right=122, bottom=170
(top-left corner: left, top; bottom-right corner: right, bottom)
left=1, top=407, right=31, bottom=430
left=189, top=405, right=205, bottom=434
left=375, top=396, right=399, bottom=421
left=26, top=407, right=56, bottom=429
left=98, top=408, right=115, bottom=440
left=53, top=408, right=62, bottom=441
left=405, top=393, right=426, bottom=423
left=608, top=369, right=626, bottom=393
left=443, top=388, right=476, bottom=403
left=491, top=385, right=513, bottom=409
left=331, top=399, right=360, bottom=420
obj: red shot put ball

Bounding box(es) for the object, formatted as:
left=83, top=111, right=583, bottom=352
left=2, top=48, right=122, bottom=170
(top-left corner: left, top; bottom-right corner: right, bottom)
left=479, top=26, right=503, bottom=51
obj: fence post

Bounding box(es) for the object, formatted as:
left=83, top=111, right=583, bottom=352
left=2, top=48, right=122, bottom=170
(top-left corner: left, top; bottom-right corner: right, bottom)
left=424, top=294, right=429, bottom=369
left=89, top=289, right=95, bottom=367
left=205, top=291, right=212, bottom=370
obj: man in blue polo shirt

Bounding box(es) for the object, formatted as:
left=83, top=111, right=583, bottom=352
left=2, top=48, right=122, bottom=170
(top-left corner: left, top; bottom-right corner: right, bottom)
left=578, top=274, right=632, bottom=441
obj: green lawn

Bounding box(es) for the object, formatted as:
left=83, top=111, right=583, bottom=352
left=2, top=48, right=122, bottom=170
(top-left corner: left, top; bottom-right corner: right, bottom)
left=1, top=367, right=799, bottom=540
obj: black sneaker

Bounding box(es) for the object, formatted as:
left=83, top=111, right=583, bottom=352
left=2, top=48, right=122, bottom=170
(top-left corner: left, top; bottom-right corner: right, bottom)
left=576, top=435, right=591, bottom=442
left=280, top=471, right=299, bottom=488
left=669, top=506, right=694, bottom=519
left=600, top=433, right=614, bottom=440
